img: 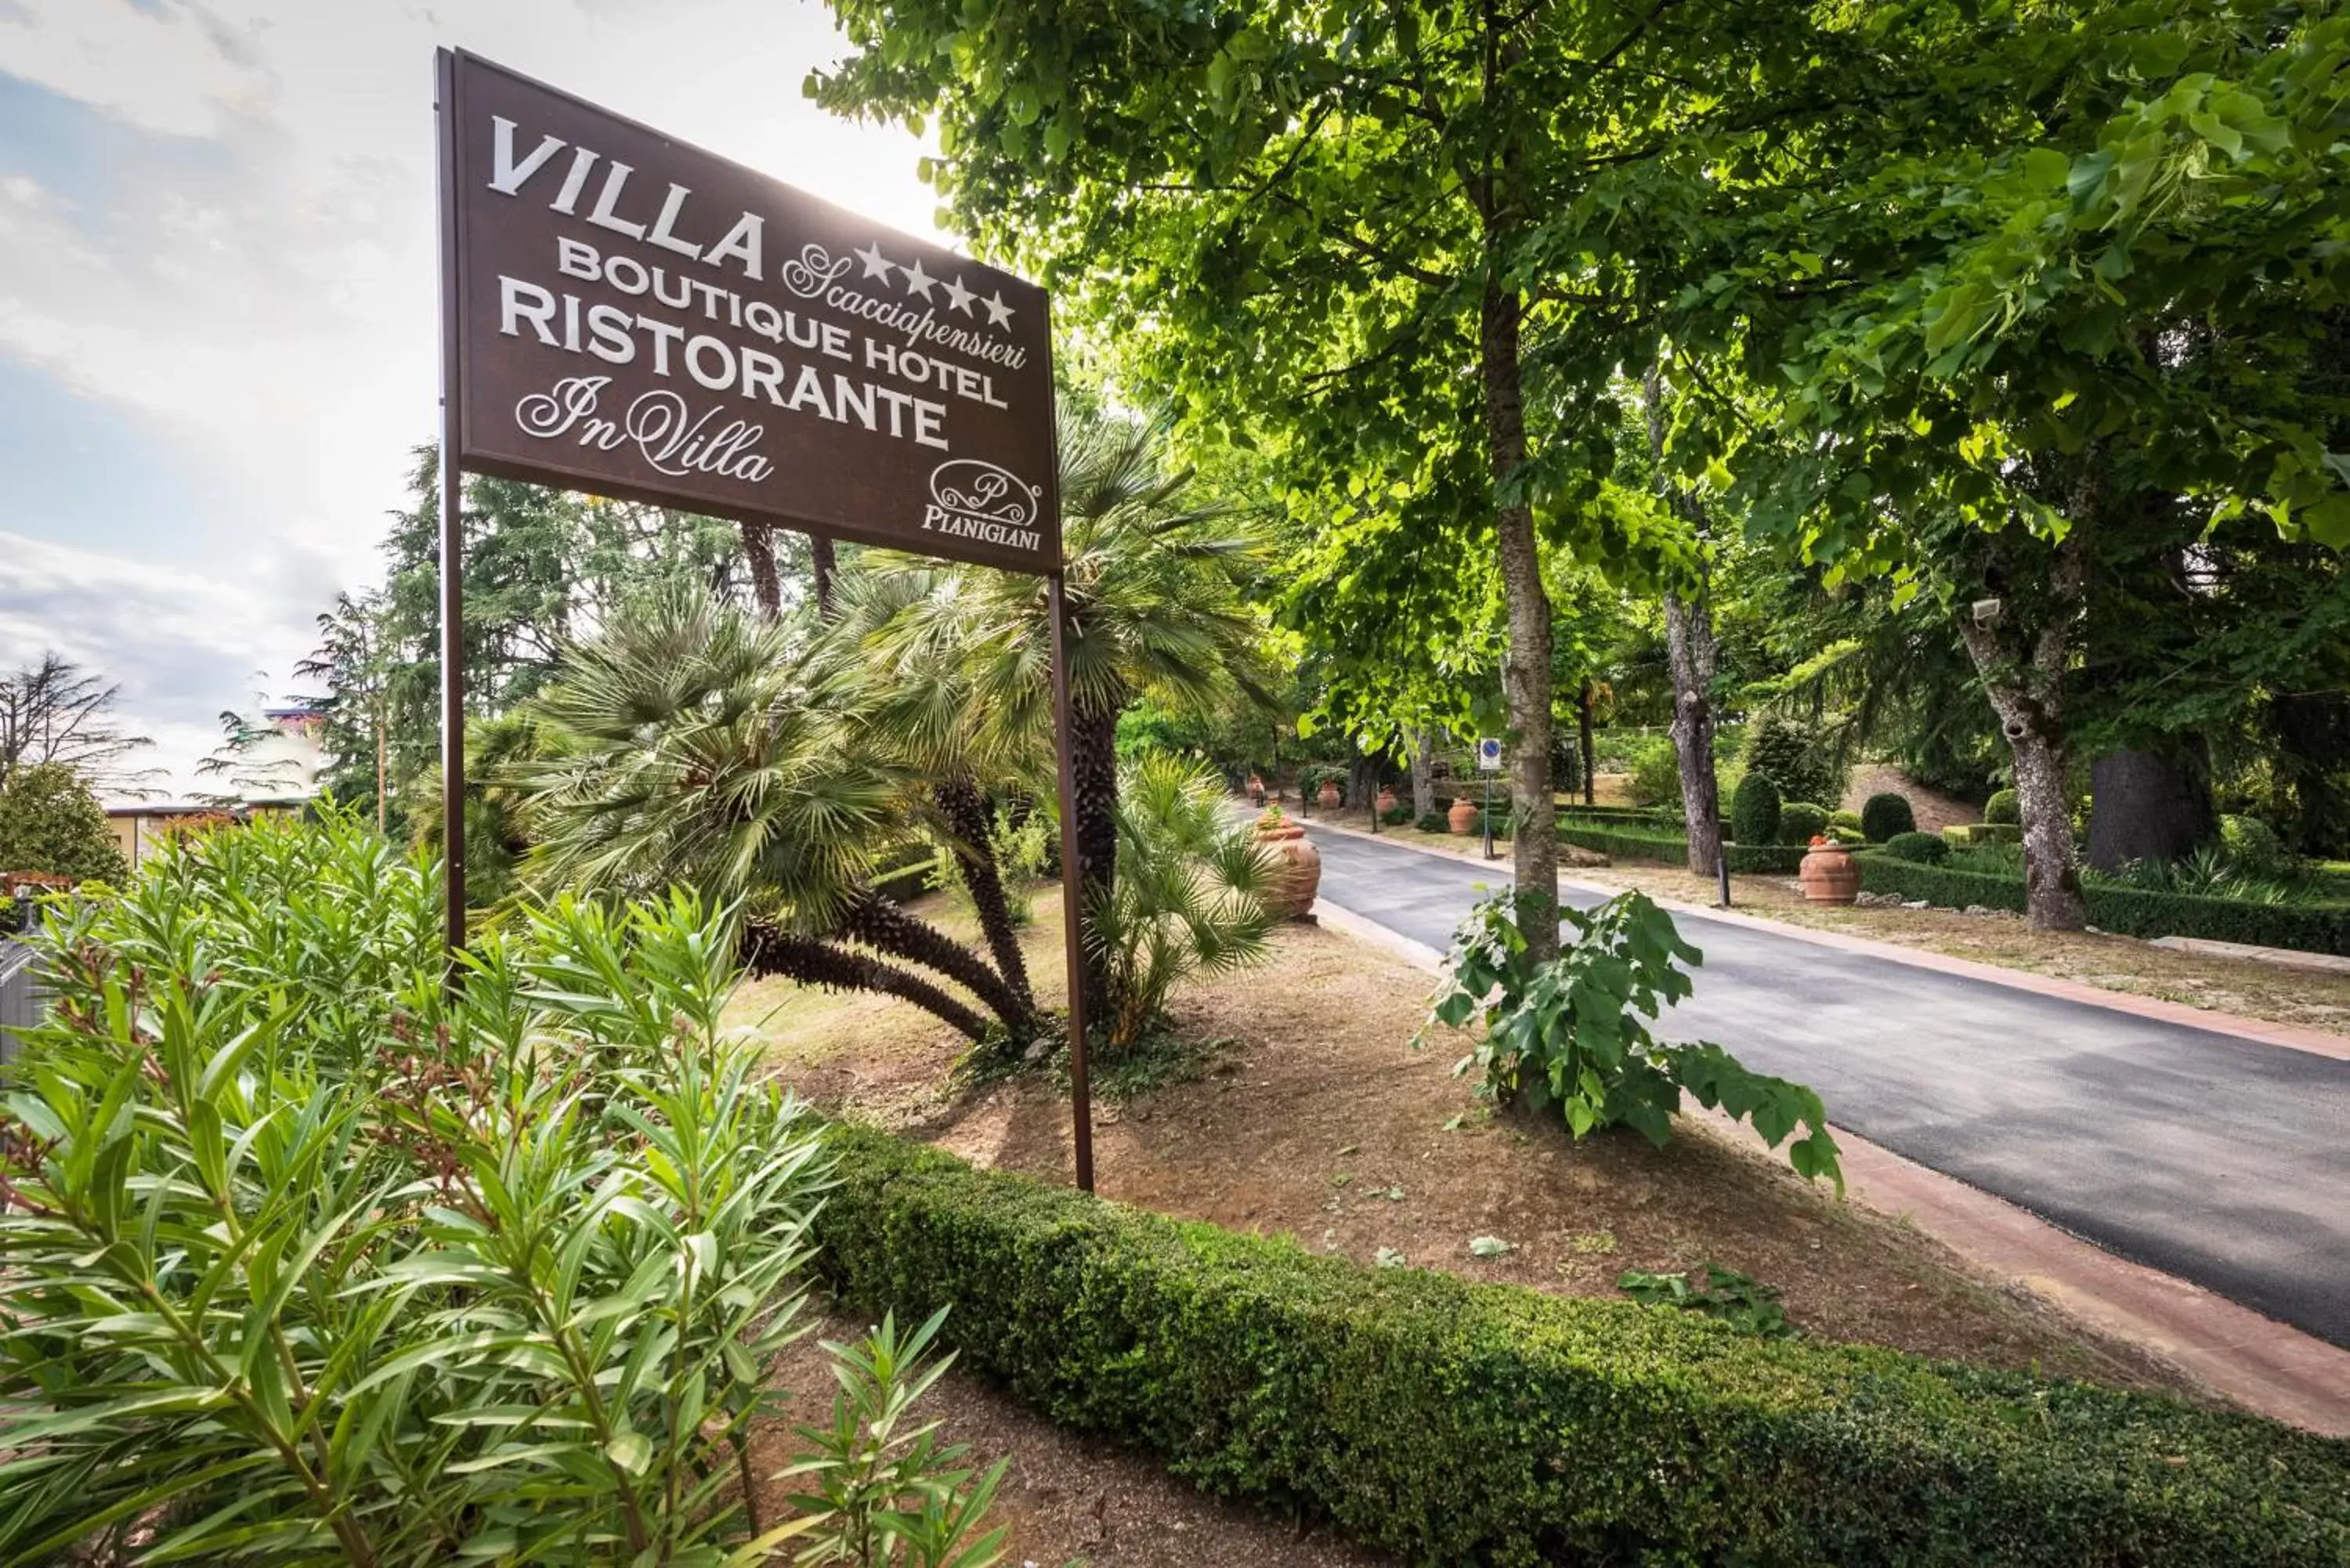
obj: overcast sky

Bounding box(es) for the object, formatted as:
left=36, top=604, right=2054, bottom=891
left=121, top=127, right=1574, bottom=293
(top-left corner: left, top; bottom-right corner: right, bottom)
left=0, top=0, right=942, bottom=798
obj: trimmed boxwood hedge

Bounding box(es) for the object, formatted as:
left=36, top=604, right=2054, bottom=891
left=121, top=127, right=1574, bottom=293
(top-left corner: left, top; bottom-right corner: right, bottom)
left=812, top=1125, right=2350, bottom=1567
left=1550, top=802, right=1732, bottom=835
left=1557, top=818, right=1808, bottom=875
left=1856, top=852, right=2350, bottom=955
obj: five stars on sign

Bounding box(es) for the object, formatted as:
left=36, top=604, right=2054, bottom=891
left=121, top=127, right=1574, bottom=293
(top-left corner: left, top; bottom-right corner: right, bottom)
left=843, top=240, right=1017, bottom=329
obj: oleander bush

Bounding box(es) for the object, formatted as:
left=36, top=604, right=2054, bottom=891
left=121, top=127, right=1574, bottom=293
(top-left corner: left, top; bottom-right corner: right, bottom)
left=1885, top=829, right=1950, bottom=865
left=813, top=1124, right=2350, bottom=1568
left=1730, top=772, right=1781, bottom=847
left=1860, top=792, right=1916, bottom=843
left=0, top=812, right=1000, bottom=1566
left=1415, top=810, right=1451, bottom=833
left=1777, top=801, right=1831, bottom=845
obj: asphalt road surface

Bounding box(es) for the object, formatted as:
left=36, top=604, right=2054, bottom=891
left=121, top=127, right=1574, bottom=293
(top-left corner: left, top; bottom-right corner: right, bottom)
left=1303, top=823, right=2350, bottom=1348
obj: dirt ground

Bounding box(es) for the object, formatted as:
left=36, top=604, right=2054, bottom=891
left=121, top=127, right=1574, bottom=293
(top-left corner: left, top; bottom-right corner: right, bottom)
left=1295, top=806, right=2350, bottom=1038
left=731, top=888, right=2220, bottom=1566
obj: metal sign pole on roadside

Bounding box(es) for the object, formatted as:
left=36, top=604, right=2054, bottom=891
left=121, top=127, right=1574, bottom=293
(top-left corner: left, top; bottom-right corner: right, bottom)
left=1046, top=569, right=1095, bottom=1193
left=434, top=49, right=468, bottom=963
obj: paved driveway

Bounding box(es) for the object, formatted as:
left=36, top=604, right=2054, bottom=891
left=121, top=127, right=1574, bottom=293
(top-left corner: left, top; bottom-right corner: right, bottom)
left=1304, top=825, right=2350, bottom=1348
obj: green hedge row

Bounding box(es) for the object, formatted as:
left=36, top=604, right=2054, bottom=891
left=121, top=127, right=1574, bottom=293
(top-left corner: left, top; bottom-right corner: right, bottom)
left=1556, top=819, right=1809, bottom=875
left=812, top=1125, right=2349, bottom=1566
left=1552, top=802, right=1734, bottom=835
left=1855, top=853, right=2350, bottom=955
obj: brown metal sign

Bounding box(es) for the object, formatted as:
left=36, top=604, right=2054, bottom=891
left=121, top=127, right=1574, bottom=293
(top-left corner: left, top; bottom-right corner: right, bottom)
left=441, top=49, right=1058, bottom=573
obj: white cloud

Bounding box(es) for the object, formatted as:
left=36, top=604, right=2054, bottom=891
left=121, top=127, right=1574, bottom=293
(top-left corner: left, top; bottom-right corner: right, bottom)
left=0, top=529, right=322, bottom=796
left=0, top=0, right=273, bottom=139
left=1, top=0, right=946, bottom=778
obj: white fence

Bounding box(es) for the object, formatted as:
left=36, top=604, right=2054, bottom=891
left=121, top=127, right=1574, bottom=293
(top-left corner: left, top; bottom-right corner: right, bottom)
left=0, top=941, right=41, bottom=1069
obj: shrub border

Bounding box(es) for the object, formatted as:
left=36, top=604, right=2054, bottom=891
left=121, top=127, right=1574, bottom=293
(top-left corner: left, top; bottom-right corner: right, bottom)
left=1556, top=818, right=1808, bottom=876
left=1855, top=852, right=2350, bottom=955
left=812, top=1124, right=2350, bottom=1567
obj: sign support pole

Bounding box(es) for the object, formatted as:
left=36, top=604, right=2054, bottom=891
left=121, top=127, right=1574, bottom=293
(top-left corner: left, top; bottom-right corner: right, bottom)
left=1046, top=568, right=1096, bottom=1193
left=434, top=49, right=468, bottom=956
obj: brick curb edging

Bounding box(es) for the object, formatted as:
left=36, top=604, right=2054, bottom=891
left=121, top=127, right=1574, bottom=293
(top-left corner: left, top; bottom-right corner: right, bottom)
left=1288, top=810, right=2350, bottom=1064
left=1308, top=894, right=2350, bottom=1436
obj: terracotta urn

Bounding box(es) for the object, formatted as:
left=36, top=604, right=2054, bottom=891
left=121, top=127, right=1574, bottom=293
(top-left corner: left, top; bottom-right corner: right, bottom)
left=1253, top=811, right=1321, bottom=919
left=1798, top=839, right=1861, bottom=905
left=1247, top=773, right=1266, bottom=805
left=1447, top=799, right=1479, bottom=836
left=1317, top=779, right=1343, bottom=811
left=1376, top=786, right=1398, bottom=815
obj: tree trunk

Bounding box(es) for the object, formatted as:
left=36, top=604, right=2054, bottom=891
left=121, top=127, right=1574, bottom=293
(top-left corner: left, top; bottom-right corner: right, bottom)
left=1069, top=695, right=1120, bottom=1028
left=810, top=533, right=838, bottom=618
left=1409, top=729, right=1436, bottom=820
left=1954, top=533, right=2089, bottom=931
left=1350, top=753, right=1380, bottom=816
left=935, top=773, right=1036, bottom=1016
left=1663, top=594, right=1724, bottom=876
left=740, top=919, right=991, bottom=1041
left=836, top=890, right=1031, bottom=1034
left=1645, top=364, right=1723, bottom=876
left=1578, top=682, right=1597, bottom=807
left=740, top=523, right=781, bottom=621
left=2086, top=746, right=2213, bottom=872
left=1479, top=275, right=1558, bottom=959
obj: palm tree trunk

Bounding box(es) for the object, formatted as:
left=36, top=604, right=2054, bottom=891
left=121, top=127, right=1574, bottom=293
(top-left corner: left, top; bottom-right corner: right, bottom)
left=1069, top=695, right=1120, bottom=1028
left=740, top=920, right=990, bottom=1040
left=836, top=890, right=1032, bottom=1033
left=740, top=523, right=781, bottom=620
left=935, top=774, right=1035, bottom=1013
left=811, top=533, right=838, bottom=618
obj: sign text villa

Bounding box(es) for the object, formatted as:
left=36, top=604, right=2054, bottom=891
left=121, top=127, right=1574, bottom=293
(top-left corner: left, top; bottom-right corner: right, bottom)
left=443, top=52, right=1058, bottom=570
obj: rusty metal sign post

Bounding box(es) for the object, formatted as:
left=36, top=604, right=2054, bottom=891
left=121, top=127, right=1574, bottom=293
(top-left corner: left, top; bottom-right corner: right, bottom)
left=434, top=49, right=1092, bottom=1190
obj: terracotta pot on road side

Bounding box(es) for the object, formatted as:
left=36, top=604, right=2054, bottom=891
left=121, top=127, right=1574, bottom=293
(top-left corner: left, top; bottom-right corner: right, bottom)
left=1799, top=839, right=1861, bottom=905
left=1375, top=786, right=1398, bottom=816
left=1253, top=811, right=1321, bottom=919
left=1318, top=779, right=1343, bottom=811
left=1448, top=799, right=1479, bottom=836
left=1247, top=773, right=1266, bottom=805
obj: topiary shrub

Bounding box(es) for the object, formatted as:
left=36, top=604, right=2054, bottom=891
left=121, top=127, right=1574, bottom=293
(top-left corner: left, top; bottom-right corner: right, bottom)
left=1886, top=830, right=1950, bottom=865
left=1829, top=808, right=1863, bottom=833
left=1743, top=712, right=1845, bottom=810
left=1777, top=801, right=1830, bottom=844
left=1380, top=803, right=1413, bottom=826
left=2220, top=814, right=2288, bottom=876
left=1983, top=788, right=2020, bottom=826
left=1730, top=772, right=1781, bottom=846
left=1416, top=811, right=1450, bottom=834
left=1860, top=792, right=1916, bottom=843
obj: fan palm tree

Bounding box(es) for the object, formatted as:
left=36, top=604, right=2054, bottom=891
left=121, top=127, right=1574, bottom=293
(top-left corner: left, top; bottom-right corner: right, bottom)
left=812, top=566, right=1045, bottom=1025
left=851, top=403, right=1273, bottom=1024
left=516, top=585, right=1033, bottom=1043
